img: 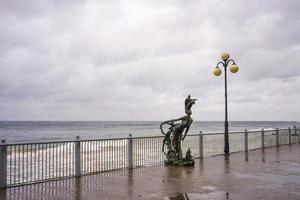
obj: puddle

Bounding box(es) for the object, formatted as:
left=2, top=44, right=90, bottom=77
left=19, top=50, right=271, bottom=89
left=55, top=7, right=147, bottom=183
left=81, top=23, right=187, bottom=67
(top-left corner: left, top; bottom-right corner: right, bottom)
left=164, top=191, right=229, bottom=200
left=201, top=186, right=218, bottom=191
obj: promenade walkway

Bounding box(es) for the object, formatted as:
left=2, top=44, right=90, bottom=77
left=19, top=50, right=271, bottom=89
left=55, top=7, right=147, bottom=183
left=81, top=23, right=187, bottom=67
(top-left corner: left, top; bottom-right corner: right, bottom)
left=1, top=144, right=300, bottom=200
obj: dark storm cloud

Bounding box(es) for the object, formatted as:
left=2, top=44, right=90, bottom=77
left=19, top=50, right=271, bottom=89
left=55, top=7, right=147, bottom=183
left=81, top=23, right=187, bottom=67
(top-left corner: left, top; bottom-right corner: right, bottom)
left=0, top=0, right=300, bottom=120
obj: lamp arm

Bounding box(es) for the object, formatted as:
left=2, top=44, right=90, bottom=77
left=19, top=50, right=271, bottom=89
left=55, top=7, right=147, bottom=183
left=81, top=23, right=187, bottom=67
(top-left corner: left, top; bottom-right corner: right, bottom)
left=216, top=61, right=225, bottom=68
left=226, top=59, right=236, bottom=66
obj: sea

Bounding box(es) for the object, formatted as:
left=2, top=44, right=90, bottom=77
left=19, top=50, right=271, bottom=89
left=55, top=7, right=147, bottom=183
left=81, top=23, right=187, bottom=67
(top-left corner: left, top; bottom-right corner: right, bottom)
left=1, top=121, right=299, bottom=143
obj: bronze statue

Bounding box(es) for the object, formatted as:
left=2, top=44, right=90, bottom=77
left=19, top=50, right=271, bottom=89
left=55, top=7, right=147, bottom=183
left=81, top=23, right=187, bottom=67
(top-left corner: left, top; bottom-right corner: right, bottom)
left=160, top=95, right=197, bottom=166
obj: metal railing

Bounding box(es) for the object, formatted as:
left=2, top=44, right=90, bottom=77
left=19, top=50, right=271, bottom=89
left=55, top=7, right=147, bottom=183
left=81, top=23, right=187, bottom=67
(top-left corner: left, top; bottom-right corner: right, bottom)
left=0, top=126, right=299, bottom=188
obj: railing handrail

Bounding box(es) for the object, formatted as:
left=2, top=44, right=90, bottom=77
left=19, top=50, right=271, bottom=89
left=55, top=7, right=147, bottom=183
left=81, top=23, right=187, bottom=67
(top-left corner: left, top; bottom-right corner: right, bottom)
left=4, top=128, right=295, bottom=146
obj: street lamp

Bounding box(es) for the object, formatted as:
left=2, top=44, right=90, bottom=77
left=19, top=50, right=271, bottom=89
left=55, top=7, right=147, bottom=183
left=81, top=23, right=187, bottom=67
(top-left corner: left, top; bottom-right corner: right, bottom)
left=213, top=52, right=239, bottom=157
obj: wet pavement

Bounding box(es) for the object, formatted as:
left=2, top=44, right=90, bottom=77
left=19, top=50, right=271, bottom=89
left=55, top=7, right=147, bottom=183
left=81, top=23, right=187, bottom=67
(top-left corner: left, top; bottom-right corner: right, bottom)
left=1, top=145, right=300, bottom=200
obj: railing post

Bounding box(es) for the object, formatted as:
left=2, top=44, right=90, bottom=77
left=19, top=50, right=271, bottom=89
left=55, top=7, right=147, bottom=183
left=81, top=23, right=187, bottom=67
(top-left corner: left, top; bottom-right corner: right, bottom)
left=75, top=136, right=81, bottom=177
left=294, top=126, right=297, bottom=144
left=261, top=128, right=265, bottom=149
left=244, top=129, right=248, bottom=153
left=288, top=127, right=292, bottom=145
left=298, top=127, right=300, bottom=144
left=0, top=139, right=7, bottom=189
left=128, top=134, right=133, bottom=169
left=199, top=131, right=203, bottom=159
left=276, top=128, right=279, bottom=146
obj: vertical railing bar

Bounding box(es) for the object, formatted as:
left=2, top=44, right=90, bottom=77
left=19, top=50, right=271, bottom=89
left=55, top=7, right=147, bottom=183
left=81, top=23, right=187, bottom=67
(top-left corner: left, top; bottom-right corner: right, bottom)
left=64, top=142, right=67, bottom=176
left=82, top=141, right=84, bottom=174
left=136, top=139, right=139, bottom=166
left=61, top=143, right=63, bottom=178
left=139, top=138, right=141, bottom=166
left=113, top=140, right=115, bottom=169
left=153, top=138, right=155, bottom=163
left=82, top=142, right=84, bottom=174
left=45, top=145, right=48, bottom=180
left=107, top=141, right=109, bottom=170
left=151, top=138, right=153, bottom=163
left=93, top=141, right=95, bottom=172
left=56, top=143, right=58, bottom=178
left=145, top=138, right=146, bottom=165
left=67, top=142, right=70, bottom=176
left=144, top=138, right=146, bottom=165
left=124, top=139, right=126, bottom=168
left=112, top=140, right=114, bottom=170
left=100, top=141, right=102, bottom=171
left=110, top=140, right=112, bottom=170
left=42, top=144, right=45, bottom=181
left=90, top=141, right=92, bottom=173
left=30, top=144, right=32, bottom=182
left=157, top=138, right=159, bottom=162
left=117, top=140, right=119, bottom=169
left=89, top=141, right=91, bottom=173
left=60, top=142, right=62, bottom=177
left=9, top=145, right=11, bottom=185
left=64, top=143, right=66, bottom=177
left=95, top=141, right=97, bottom=172
left=87, top=141, right=93, bottom=173
left=65, top=143, right=67, bottom=176
left=37, top=144, right=39, bottom=181
left=139, top=139, right=141, bottom=166
left=288, top=127, right=292, bottom=145
left=106, top=140, right=109, bottom=170
left=52, top=143, right=55, bottom=178
left=26, top=145, right=29, bottom=182
left=94, top=141, right=97, bottom=172
left=104, top=140, right=106, bottom=171
left=99, top=140, right=101, bottom=171
left=150, top=138, right=153, bottom=163
left=17, top=145, right=19, bottom=184
left=33, top=145, right=35, bottom=182
left=110, top=140, right=113, bottom=170
left=96, top=141, right=98, bottom=172
left=21, top=145, right=24, bottom=183
left=118, top=139, right=120, bottom=169
left=73, top=141, right=75, bottom=175
left=86, top=141, right=88, bottom=173
left=104, top=141, right=106, bottom=171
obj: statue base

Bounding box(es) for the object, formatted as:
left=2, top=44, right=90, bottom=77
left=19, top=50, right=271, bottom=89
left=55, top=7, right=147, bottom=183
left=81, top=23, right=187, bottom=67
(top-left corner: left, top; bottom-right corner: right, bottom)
left=164, top=148, right=195, bottom=166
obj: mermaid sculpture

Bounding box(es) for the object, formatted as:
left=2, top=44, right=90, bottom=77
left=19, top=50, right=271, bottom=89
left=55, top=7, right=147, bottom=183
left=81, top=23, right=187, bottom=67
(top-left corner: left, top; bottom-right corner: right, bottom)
left=160, top=95, right=197, bottom=166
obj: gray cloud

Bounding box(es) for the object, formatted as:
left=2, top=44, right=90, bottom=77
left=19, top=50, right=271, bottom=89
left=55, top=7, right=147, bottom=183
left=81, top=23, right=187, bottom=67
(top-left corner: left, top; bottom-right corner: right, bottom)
left=0, top=0, right=300, bottom=121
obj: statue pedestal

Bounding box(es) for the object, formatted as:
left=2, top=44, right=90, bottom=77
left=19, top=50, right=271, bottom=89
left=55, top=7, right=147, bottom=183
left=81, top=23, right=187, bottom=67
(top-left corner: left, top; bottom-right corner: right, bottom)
left=164, top=148, right=195, bottom=166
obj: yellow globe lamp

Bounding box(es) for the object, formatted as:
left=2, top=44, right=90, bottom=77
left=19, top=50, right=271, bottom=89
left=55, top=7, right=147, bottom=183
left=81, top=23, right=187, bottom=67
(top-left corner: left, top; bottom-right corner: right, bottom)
left=230, top=64, right=239, bottom=73
left=221, top=52, right=230, bottom=61
left=213, top=67, right=222, bottom=76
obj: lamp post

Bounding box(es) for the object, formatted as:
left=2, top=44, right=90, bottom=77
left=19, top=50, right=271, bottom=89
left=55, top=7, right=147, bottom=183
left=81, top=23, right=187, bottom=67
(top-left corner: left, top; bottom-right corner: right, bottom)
left=213, top=52, right=239, bottom=157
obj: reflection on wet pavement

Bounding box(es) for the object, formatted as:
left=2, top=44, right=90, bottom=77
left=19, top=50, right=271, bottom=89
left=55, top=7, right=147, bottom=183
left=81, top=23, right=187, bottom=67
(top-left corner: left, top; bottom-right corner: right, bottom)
left=2, top=145, right=300, bottom=200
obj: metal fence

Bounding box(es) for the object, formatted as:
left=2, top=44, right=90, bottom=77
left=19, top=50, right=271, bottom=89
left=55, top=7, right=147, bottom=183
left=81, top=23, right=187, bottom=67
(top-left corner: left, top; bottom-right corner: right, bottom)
left=0, top=126, right=299, bottom=188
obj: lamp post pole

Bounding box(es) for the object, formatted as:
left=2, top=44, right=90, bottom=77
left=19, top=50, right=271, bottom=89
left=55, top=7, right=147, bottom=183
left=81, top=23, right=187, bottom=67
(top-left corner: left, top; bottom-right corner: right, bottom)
left=213, top=52, right=239, bottom=157
left=224, top=63, right=229, bottom=156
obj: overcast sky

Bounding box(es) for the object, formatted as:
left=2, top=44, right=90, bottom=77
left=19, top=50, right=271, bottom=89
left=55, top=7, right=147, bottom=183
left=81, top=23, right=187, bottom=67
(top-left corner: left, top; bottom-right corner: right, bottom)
left=0, top=0, right=300, bottom=121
